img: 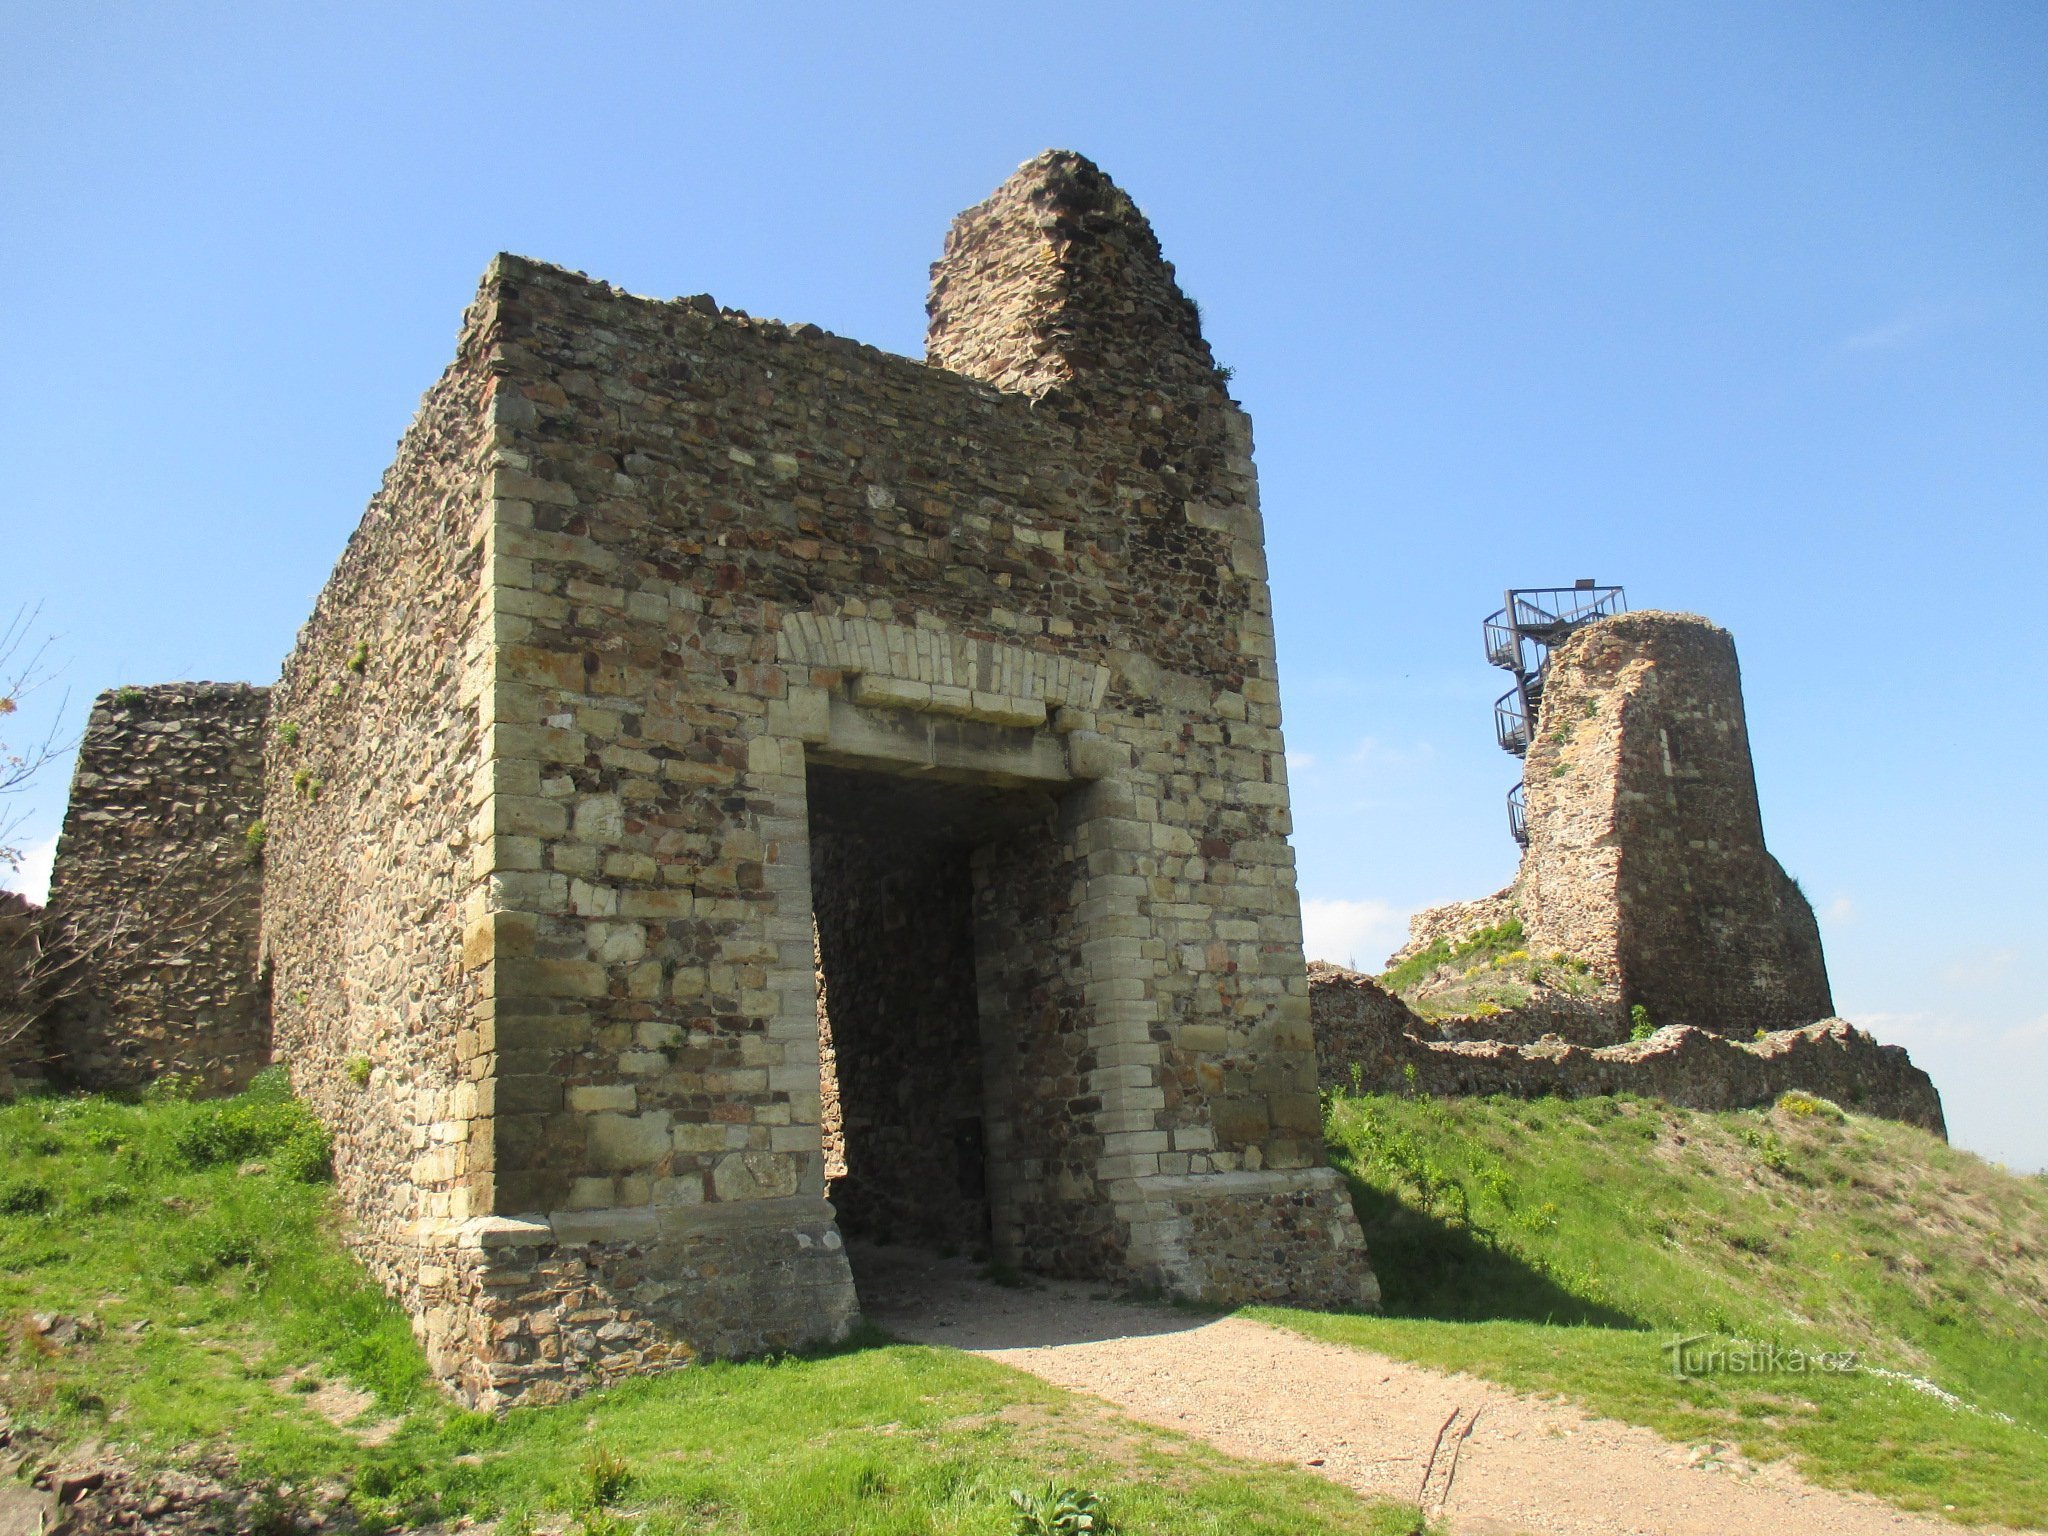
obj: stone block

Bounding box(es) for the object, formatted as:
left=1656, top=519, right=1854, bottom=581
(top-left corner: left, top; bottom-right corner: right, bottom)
left=587, top=1111, right=674, bottom=1171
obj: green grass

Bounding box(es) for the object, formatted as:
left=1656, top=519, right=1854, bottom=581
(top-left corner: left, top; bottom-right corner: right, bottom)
left=0, top=1078, right=1430, bottom=1535
left=1249, top=1090, right=2048, bottom=1528
left=1377, top=918, right=1527, bottom=996
left=1375, top=920, right=1606, bottom=1024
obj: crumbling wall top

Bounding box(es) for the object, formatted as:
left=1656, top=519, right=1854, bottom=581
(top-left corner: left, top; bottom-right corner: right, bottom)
left=925, top=149, right=1229, bottom=404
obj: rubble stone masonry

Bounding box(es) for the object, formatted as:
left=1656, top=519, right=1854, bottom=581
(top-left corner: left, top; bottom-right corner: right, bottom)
left=259, top=306, right=499, bottom=1395
left=1393, top=612, right=1835, bottom=1042
left=1309, top=962, right=1944, bottom=1134
left=44, top=684, right=269, bottom=1094
left=255, top=149, right=1376, bottom=1405
left=1518, top=612, right=1832, bottom=1035
left=0, top=893, right=49, bottom=1096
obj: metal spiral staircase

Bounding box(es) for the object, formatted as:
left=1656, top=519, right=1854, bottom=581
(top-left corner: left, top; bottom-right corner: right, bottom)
left=1485, top=580, right=1627, bottom=845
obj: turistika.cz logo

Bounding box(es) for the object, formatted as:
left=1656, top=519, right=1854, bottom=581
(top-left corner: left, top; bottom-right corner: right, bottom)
left=1663, top=1335, right=1858, bottom=1379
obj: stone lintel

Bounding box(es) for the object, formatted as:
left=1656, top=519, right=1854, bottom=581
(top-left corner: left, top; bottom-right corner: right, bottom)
left=809, top=696, right=1074, bottom=785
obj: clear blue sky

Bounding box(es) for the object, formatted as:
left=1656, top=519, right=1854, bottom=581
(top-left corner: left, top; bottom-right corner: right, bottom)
left=4, top=3, right=2043, bottom=1168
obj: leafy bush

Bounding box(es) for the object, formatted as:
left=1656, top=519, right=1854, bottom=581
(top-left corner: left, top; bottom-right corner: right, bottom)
left=1778, top=1091, right=1845, bottom=1122
left=1738, top=1125, right=1794, bottom=1175
left=1629, top=1004, right=1656, bottom=1042
left=1011, top=1483, right=1114, bottom=1535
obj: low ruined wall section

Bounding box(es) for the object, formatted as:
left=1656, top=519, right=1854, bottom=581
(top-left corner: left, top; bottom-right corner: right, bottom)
left=1310, top=964, right=1943, bottom=1134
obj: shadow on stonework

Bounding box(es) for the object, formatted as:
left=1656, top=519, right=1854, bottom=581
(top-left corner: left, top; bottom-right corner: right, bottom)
left=1341, top=1175, right=1648, bottom=1329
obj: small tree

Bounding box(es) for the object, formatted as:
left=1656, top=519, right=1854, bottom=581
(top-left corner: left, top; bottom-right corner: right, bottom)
left=0, top=604, right=66, bottom=875
left=1, top=867, right=252, bottom=1080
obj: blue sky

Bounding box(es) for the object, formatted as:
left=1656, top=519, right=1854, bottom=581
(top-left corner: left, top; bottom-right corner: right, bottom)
left=4, top=3, right=2043, bottom=1168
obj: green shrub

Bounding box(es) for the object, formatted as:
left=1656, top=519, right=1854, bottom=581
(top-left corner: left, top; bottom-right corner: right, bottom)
left=1011, top=1483, right=1114, bottom=1535
left=113, top=686, right=144, bottom=707
left=1381, top=919, right=1527, bottom=994
left=1738, top=1125, right=1794, bottom=1175
left=345, top=1056, right=373, bottom=1089
left=345, top=642, right=369, bottom=675
left=276, top=720, right=301, bottom=747
left=1629, top=1004, right=1656, bottom=1042
left=1778, top=1091, right=1844, bottom=1122
left=244, top=819, right=268, bottom=862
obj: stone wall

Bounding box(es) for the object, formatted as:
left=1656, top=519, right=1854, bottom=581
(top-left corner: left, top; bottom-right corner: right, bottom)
left=1310, top=962, right=1943, bottom=1133
left=420, top=149, right=1374, bottom=1402
left=258, top=288, right=497, bottom=1397
left=43, top=684, right=270, bottom=1094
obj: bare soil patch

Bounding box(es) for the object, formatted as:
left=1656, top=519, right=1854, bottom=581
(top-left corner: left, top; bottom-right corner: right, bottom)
left=855, top=1246, right=2009, bottom=1536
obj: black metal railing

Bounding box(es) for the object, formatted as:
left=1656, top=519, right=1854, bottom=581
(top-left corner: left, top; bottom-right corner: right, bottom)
left=1504, top=583, right=1627, bottom=639
left=1483, top=579, right=1626, bottom=841
left=1483, top=582, right=1627, bottom=677
left=1483, top=612, right=1522, bottom=671
left=1494, top=687, right=1530, bottom=755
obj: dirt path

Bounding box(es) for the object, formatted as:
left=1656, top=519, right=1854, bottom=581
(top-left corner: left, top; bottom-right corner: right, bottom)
left=854, top=1247, right=1994, bottom=1536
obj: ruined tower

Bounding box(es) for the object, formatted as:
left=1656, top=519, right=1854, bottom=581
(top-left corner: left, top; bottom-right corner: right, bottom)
left=1517, top=611, right=1833, bottom=1035
left=248, top=150, right=1375, bottom=1406
left=1394, top=609, right=1834, bottom=1039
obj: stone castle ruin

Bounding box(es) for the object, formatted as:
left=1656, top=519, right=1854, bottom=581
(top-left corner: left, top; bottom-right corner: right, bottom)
left=1309, top=595, right=1941, bottom=1131
left=12, top=152, right=1942, bottom=1404
left=27, top=151, right=1377, bottom=1405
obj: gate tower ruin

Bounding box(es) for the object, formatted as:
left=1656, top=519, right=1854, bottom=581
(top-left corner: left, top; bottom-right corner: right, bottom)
left=252, top=149, right=1377, bottom=1405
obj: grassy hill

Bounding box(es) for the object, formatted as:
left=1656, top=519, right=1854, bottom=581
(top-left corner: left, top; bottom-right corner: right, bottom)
left=4, top=1075, right=2042, bottom=1531
left=1255, top=1089, right=2048, bottom=1529
left=0, top=1075, right=1427, bottom=1535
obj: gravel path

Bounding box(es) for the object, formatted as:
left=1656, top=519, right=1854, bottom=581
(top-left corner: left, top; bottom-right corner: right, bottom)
left=854, top=1247, right=1992, bottom=1536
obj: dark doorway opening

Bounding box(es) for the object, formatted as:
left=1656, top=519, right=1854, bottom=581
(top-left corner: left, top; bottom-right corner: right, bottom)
left=807, top=764, right=1051, bottom=1260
